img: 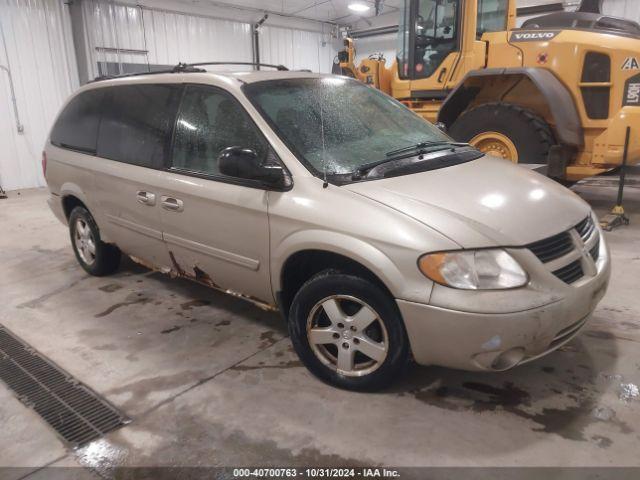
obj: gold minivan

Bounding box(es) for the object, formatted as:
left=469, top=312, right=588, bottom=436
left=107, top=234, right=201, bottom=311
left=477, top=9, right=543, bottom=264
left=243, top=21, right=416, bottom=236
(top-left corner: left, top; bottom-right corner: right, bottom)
left=44, top=67, right=610, bottom=390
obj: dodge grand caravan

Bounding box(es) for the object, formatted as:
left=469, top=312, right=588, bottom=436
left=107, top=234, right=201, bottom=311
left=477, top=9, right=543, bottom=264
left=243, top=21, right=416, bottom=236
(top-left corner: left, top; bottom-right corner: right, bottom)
left=44, top=68, right=610, bottom=390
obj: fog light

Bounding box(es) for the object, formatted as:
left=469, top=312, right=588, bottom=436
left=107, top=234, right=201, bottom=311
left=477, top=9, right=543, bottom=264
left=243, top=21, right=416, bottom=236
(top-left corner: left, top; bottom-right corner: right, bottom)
left=491, top=348, right=525, bottom=371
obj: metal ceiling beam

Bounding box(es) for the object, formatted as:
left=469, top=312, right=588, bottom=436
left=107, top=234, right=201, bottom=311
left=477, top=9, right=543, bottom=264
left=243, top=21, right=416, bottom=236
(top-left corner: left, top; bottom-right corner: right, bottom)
left=194, top=0, right=338, bottom=26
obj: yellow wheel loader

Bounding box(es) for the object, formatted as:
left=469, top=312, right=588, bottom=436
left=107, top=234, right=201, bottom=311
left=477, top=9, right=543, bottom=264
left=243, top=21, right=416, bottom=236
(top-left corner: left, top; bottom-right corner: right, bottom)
left=338, top=0, right=640, bottom=182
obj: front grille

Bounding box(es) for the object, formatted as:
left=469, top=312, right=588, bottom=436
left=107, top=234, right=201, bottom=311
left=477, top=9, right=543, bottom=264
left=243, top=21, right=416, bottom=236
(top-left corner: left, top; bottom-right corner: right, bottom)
left=528, top=216, right=594, bottom=265
left=590, top=238, right=600, bottom=261
left=0, top=326, right=127, bottom=446
left=576, top=216, right=595, bottom=240
left=527, top=216, right=598, bottom=286
left=527, top=231, right=574, bottom=263
left=552, top=258, right=584, bottom=284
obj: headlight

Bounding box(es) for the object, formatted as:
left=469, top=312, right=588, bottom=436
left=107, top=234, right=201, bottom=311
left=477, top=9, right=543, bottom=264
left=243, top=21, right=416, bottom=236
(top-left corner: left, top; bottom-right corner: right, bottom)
left=418, top=249, right=528, bottom=290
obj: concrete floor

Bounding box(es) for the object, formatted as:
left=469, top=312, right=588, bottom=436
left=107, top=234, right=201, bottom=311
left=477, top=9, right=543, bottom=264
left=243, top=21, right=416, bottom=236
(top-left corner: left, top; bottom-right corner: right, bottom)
left=1, top=176, right=639, bottom=478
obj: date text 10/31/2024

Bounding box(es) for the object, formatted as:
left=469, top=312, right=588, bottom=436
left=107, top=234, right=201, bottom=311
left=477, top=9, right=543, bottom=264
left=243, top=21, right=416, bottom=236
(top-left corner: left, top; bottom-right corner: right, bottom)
left=232, top=468, right=401, bottom=478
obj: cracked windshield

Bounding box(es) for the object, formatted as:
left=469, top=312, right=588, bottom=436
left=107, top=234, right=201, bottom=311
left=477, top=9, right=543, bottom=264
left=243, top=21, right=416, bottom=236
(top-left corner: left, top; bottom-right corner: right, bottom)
left=245, top=77, right=451, bottom=176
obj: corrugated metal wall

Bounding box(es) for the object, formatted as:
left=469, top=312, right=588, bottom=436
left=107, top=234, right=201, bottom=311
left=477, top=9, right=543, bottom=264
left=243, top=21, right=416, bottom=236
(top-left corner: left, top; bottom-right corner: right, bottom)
left=0, top=0, right=335, bottom=191
left=0, top=0, right=78, bottom=191
left=81, top=1, right=254, bottom=78
left=81, top=1, right=335, bottom=78
left=601, top=0, right=640, bottom=23
left=259, top=25, right=335, bottom=73
left=142, top=8, right=252, bottom=67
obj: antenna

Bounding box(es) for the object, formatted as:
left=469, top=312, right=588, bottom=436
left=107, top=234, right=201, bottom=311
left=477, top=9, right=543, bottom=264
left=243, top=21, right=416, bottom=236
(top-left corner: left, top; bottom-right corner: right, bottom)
left=319, top=100, right=328, bottom=189
left=317, top=16, right=329, bottom=189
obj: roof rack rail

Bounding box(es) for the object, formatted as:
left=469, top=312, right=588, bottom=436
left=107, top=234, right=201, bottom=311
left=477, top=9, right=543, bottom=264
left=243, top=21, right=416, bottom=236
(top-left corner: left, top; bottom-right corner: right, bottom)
left=91, top=68, right=179, bottom=82
left=92, top=61, right=289, bottom=82
left=173, top=61, right=289, bottom=71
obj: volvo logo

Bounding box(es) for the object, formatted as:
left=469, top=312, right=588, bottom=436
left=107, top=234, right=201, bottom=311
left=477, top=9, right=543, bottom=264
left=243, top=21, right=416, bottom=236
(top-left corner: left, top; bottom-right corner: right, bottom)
left=510, top=31, right=560, bottom=42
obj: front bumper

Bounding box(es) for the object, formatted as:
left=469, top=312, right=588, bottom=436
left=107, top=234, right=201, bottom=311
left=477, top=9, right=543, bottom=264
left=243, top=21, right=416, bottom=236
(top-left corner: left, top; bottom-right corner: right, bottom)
left=397, top=232, right=611, bottom=371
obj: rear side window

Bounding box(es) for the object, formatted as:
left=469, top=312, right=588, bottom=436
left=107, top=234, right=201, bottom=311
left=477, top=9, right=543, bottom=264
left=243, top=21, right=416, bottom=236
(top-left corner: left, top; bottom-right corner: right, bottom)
left=97, top=84, right=182, bottom=168
left=50, top=90, right=105, bottom=153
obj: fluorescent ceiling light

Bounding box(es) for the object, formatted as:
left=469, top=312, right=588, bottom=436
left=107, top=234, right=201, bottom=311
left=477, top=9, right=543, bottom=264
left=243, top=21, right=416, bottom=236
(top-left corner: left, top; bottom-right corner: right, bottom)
left=348, top=3, right=370, bottom=12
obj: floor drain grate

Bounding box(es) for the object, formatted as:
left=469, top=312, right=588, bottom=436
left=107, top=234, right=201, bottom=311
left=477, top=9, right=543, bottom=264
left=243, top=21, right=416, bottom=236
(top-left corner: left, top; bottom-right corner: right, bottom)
left=0, top=325, right=128, bottom=446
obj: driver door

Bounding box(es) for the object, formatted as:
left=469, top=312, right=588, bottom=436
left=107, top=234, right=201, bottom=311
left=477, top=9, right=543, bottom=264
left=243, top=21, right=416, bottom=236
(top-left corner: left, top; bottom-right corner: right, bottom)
left=156, top=85, right=274, bottom=305
left=399, top=0, right=462, bottom=95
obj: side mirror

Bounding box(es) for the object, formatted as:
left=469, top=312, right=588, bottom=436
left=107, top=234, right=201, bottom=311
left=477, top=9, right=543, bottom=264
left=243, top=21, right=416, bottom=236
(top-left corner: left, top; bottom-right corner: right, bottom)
left=218, top=147, right=287, bottom=189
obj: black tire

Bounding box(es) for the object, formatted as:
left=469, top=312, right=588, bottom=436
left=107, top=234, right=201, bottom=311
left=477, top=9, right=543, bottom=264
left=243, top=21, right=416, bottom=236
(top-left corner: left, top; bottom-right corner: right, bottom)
left=69, top=206, right=121, bottom=276
left=449, top=102, right=555, bottom=164
left=289, top=271, right=410, bottom=391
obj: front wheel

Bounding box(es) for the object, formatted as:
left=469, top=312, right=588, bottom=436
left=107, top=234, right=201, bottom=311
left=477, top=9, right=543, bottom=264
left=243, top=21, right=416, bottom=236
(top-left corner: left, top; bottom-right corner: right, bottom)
left=288, top=272, right=410, bottom=391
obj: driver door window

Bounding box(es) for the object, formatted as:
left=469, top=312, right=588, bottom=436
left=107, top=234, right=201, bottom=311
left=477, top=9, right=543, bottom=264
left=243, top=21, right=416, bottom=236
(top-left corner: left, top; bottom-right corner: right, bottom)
left=413, top=0, right=459, bottom=79
left=172, top=85, right=267, bottom=178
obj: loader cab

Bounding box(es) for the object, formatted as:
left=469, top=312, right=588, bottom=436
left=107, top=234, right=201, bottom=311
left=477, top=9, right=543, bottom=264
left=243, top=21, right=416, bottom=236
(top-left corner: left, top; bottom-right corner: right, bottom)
left=397, top=0, right=511, bottom=85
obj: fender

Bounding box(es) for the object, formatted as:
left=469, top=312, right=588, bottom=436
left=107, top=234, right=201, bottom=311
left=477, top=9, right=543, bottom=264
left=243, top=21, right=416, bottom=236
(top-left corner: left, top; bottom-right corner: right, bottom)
left=271, top=229, right=432, bottom=302
left=58, top=181, right=116, bottom=242
left=59, top=182, right=91, bottom=213
left=438, top=68, right=584, bottom=148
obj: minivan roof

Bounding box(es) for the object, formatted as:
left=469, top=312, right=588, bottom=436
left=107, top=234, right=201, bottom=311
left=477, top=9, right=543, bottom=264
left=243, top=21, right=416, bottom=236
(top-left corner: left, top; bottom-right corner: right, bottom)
left=87, top=69, right=331, bottom=88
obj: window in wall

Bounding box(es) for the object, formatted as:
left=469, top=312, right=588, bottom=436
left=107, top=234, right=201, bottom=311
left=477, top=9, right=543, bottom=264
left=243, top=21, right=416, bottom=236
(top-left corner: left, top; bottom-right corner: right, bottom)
left=477, top=0, right=508, bottom=39
left=97, top=84, right=182, bottom=168
left=50, top=90, right=105, bottom=153
left=171, top=85, right=268, bottom=177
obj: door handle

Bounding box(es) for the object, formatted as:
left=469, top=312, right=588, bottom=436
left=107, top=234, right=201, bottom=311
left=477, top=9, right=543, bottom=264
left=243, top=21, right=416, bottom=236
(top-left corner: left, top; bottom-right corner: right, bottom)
left=136, top=191, right=156, bottom=205
left=161, top=196, right=184, bottom=212
left=437, top=68, right=447, bottom=83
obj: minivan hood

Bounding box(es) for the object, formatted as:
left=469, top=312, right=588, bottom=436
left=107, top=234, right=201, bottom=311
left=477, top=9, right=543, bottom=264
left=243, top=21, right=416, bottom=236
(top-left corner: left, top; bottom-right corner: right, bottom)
left=344, top=156, right=590, bottom=248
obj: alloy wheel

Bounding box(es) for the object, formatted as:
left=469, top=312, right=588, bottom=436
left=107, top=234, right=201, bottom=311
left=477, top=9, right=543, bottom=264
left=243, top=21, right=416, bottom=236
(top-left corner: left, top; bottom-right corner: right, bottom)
left=306, top=295, right=389, bottom=377
left=74, top=218, right=96, bottom=265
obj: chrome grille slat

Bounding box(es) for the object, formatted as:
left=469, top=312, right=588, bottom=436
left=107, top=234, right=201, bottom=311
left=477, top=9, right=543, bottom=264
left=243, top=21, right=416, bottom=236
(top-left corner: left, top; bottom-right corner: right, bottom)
left=527, top=216, right=601, bottom=285
left=576, top=216, right=595, bottom=240
left=552, top=258, right=584, bottom=284
left=590, top=238, right=600, bottom=261
left=527, top=231, right=574, bottom=263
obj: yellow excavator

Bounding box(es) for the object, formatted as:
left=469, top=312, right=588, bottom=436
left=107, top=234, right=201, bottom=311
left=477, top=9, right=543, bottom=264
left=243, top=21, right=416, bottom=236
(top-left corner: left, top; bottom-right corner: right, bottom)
left=338, top=0, right=640, bottom=182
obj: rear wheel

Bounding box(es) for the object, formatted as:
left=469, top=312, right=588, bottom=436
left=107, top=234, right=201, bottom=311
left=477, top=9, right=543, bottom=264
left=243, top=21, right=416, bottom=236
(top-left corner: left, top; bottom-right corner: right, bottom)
left=449, top=102, right=555, bottom=164
left=69, top=206, right=121, bottom=276
left=289, top=272, right=409, bottom=391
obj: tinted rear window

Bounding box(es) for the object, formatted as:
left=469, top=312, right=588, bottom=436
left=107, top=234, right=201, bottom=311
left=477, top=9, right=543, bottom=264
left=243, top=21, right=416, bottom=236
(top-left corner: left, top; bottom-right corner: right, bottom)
left=50, top=89, right=105, bottom=153
left=97, top=84, right=182, bottom=168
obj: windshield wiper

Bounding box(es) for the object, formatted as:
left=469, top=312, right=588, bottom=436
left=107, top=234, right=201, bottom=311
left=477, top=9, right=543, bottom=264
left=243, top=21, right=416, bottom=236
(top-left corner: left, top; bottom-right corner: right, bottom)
left=352, top=142, right=470, bottom=179
left=385, top=140, right=469, bottom=158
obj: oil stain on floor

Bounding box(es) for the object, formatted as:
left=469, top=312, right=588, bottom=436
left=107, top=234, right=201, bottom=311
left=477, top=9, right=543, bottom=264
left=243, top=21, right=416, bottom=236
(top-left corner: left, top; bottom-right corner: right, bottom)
left=409, top=377, right=633, bottom=444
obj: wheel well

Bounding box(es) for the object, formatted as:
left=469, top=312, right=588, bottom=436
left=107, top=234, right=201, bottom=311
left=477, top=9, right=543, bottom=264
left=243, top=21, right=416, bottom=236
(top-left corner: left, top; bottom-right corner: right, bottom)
left=442, top=75, right=551, bottom=128
left=278, top=250, right=393, bottom=317
left=62, top=195, right=87, bottom=220
left=438, top=68, right=583, bottom=148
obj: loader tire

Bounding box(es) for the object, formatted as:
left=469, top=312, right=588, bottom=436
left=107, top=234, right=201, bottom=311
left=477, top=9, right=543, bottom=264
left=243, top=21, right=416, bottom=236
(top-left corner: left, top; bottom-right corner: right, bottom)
left=449, top=102, right=555, bottom=164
